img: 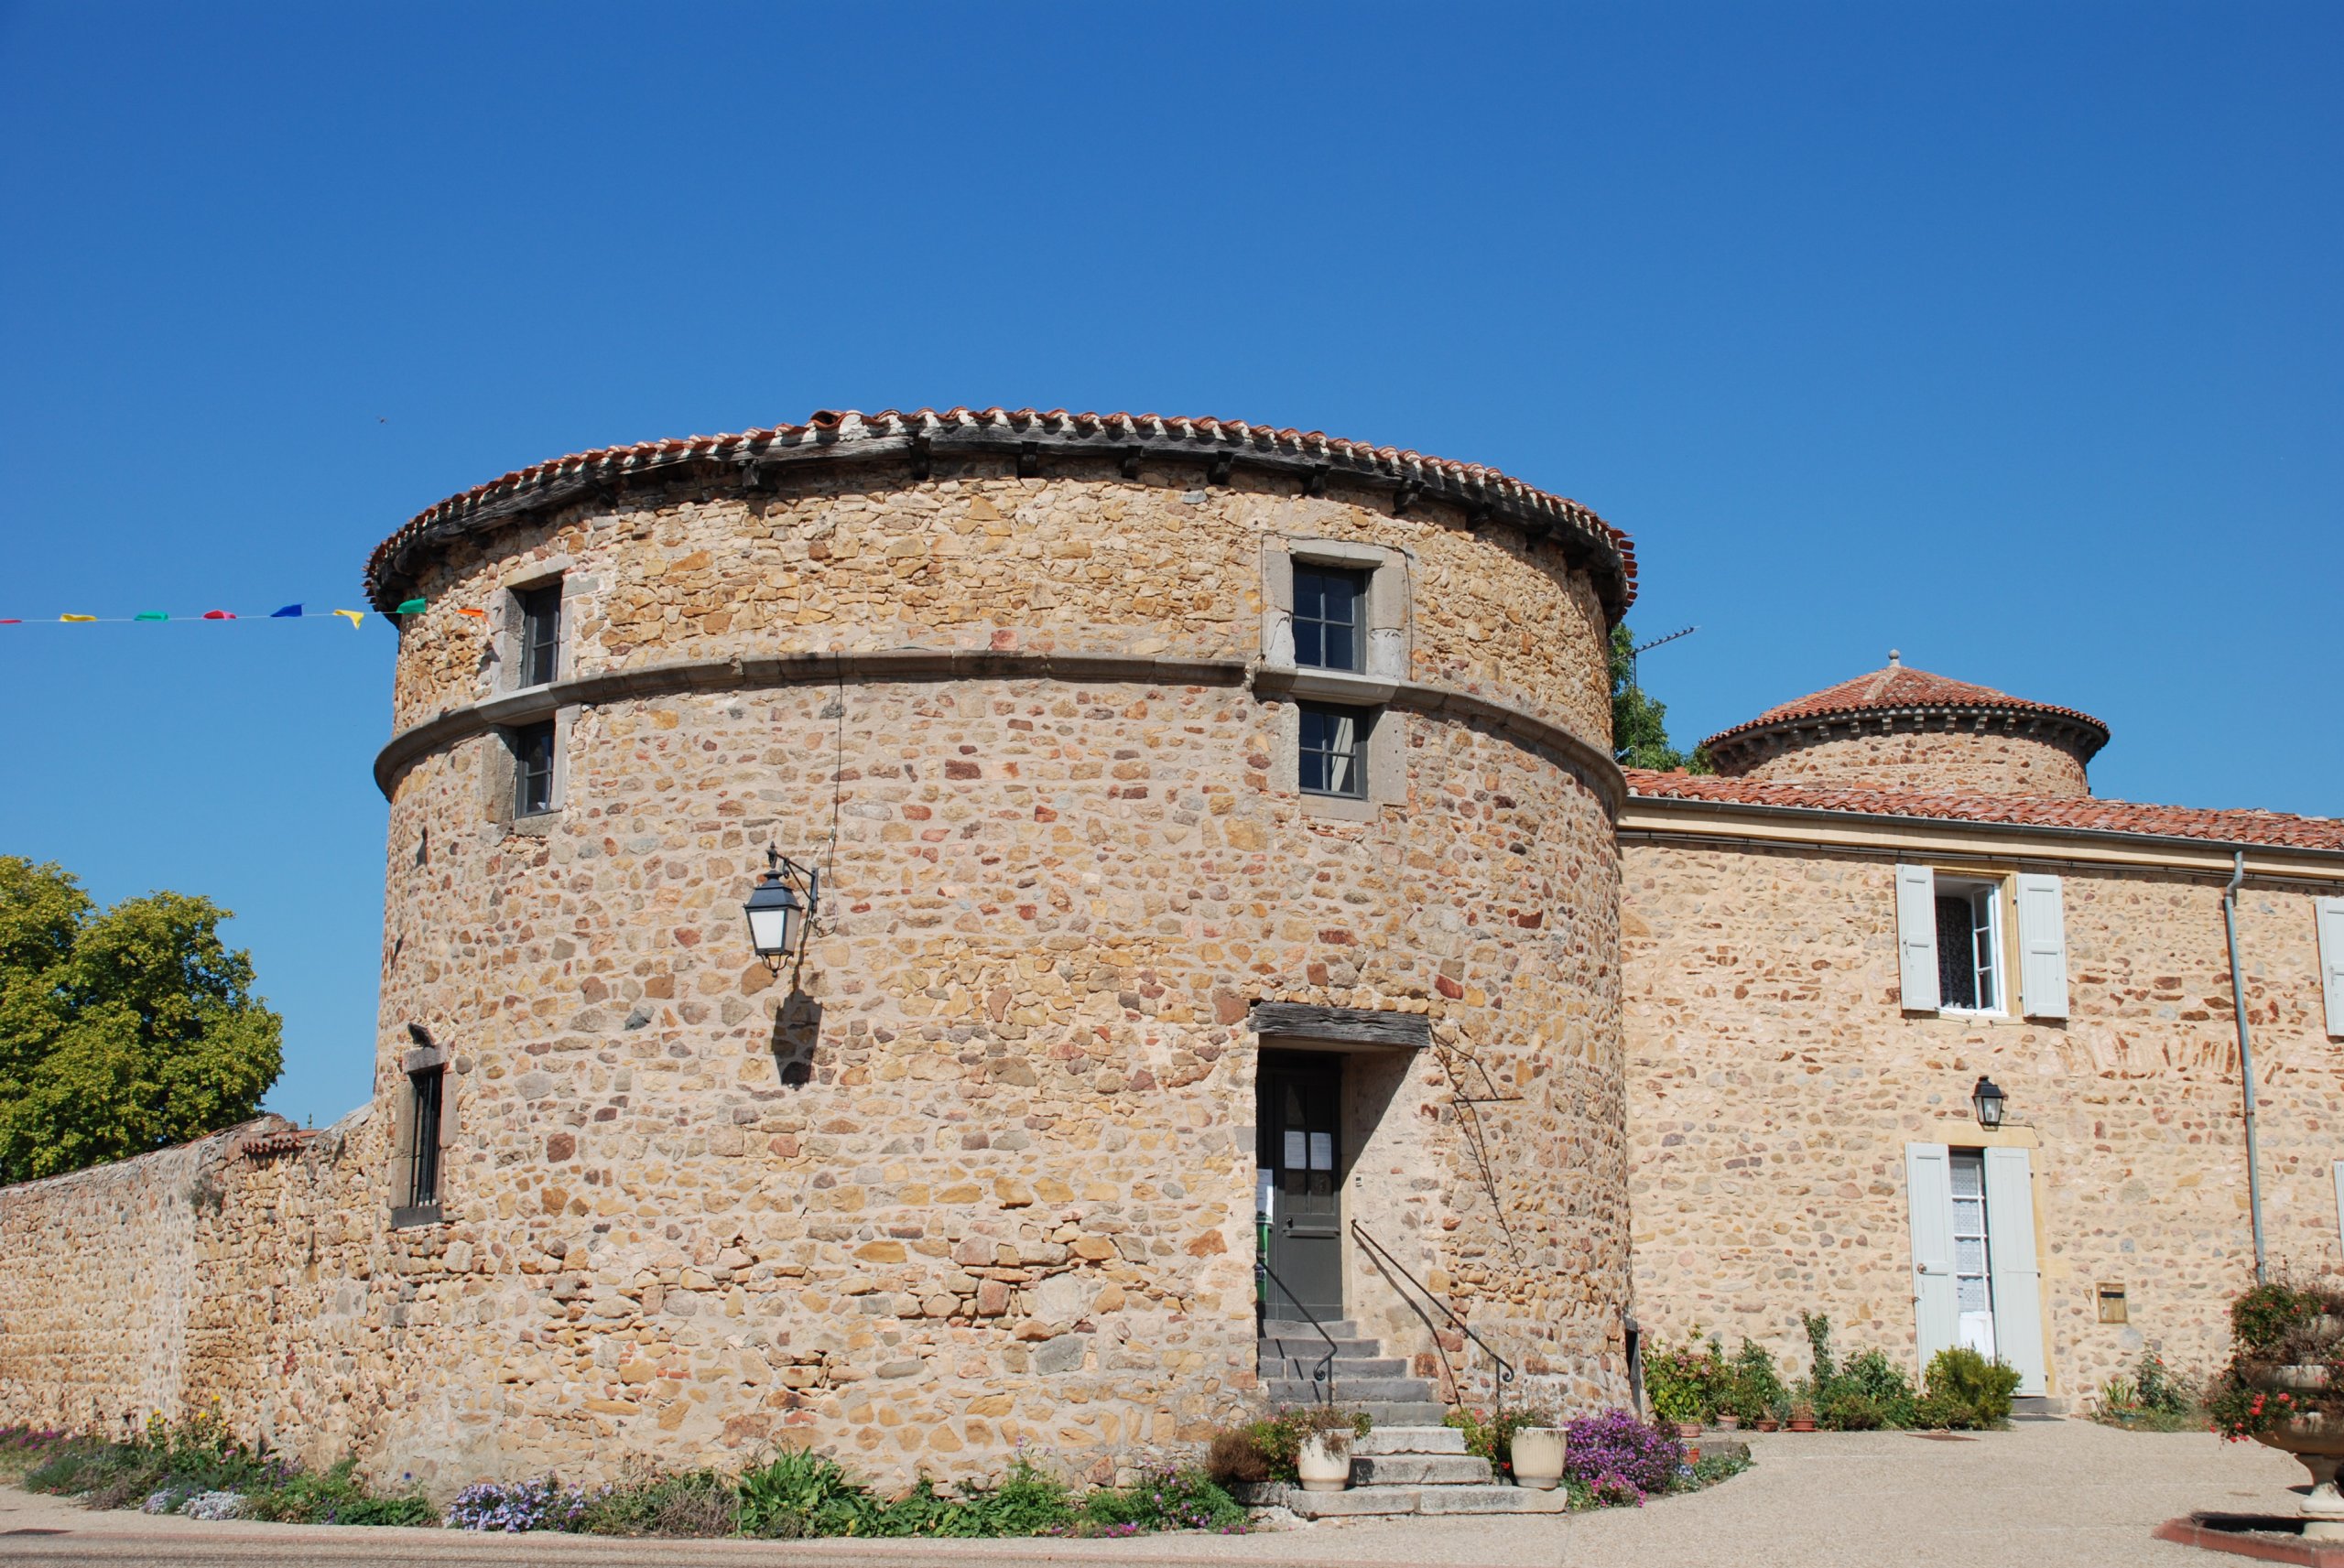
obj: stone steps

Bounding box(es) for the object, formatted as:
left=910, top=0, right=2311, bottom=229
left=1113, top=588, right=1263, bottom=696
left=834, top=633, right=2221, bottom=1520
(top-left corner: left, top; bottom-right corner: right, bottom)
left=1355, top=1423, right=1467, bottom=1455
left=1286, top=1485, right=1569, bottom=1518
left=1266, top=1374, right=1441, bottom=1405
left=1262, top=1354, right=1409, bottom=1380
left=1259, top=1336, right=1383, bottom=1361
left=1351, top=1454, right=1492, bottom=1487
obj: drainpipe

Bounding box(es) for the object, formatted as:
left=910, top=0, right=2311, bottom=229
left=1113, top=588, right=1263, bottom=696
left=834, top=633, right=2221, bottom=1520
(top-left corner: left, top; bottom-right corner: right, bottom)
left=2224, top=849, right=2268, bottom=1285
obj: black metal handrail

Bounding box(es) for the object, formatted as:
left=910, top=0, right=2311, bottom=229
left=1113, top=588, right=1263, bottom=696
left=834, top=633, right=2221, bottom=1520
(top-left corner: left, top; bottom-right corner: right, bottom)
left=1255, top=1260, right=1339, bottom=1405
left=1351, top=1220, right=1515, bottom=1416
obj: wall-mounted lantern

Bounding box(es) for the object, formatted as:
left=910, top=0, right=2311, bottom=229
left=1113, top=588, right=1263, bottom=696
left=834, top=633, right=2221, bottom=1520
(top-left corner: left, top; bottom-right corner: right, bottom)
left=743, top=845, right=819, bottom=972
left=1971, top=1075, right=2006, bottom=1130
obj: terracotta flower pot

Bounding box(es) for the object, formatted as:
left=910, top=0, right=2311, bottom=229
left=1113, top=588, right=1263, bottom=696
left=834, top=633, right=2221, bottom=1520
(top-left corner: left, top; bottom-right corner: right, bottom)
left=1676, top=1421, right=1703, bottom=1441
left=1789, top=1412, right=1817, bottom=1433
left=1296, top=1432, right=1351, bottom=1494
left=1717, top=1414, right=1742, bottom=1431
left=1510, top=1427, right=1566, bottom=1491
left=1756, top=1417, right=1780, bottom=1433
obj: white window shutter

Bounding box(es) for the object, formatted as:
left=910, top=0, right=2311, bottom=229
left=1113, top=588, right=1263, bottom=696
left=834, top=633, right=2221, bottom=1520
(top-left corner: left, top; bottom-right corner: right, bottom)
left=1905, top=1143, right=1959, bottom=1372
left=1982, top=1148, right=2048, bottom=1396
left=2015, top=873, right=2069, bottom=1020
left=2333, top=1161, right=2344, bottom=1258
left=1896, top=865, right=1939, bottom=1011
left=2319, top=898, right=2344, bottom=1040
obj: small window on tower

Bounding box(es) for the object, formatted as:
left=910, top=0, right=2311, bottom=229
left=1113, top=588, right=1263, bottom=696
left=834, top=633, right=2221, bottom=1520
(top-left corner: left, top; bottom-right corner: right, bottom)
left=517, top=583, right=562, bottom=687
left=1291, top=567, right=1368, bottom=673
left=1298, top=703, right=1373, bottom=799
left=513, top=722, right=557, bottom=816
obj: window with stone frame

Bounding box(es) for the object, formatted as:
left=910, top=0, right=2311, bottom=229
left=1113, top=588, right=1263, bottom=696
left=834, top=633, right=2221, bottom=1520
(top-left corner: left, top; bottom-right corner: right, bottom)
left=513, top=721, right=557, bottom=817
left=393, top=1063, right=445, bottom=1227
left=1291, top=566, right=1369, bottom=674
left=1933, top=878, right=2003, bottom=1013
left=1298, top=703, right=1373, bottom=799
left=516, top=581, right=562, bottom=687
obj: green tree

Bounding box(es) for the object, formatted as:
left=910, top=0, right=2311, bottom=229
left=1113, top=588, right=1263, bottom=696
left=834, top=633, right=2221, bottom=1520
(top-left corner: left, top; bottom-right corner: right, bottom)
left=1609, top=624, right=1712, bottom=773
left=0, top=858, right=282, bottom=1183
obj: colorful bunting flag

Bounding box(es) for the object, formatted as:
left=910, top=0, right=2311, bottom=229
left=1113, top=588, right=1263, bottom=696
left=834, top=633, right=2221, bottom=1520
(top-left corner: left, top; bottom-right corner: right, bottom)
left=3, top=600, right=489, bottom=627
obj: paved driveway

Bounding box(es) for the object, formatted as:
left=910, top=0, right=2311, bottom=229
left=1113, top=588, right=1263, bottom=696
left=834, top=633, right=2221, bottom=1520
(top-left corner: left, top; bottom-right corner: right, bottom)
left=0, top=1420, right=2304, bottom=1566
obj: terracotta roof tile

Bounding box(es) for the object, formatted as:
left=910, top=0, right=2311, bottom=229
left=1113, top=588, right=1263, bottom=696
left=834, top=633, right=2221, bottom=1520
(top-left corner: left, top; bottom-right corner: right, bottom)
left=1703, top=662, right=2109, bottom=756
left=365, top=407, right=1634, bottom=616
left=238, top=1128, right=318, bottom=1159
left=1624, top=769, right=2344, bottom=853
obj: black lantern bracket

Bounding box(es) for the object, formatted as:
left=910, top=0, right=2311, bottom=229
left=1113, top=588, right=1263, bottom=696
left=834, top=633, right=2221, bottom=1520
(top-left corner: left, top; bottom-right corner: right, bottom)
left=743, top=845, right=822, bottom=973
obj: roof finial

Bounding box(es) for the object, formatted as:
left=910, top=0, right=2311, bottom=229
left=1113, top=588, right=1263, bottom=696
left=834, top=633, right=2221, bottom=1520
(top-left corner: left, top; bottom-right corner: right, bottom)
left=1888, top=648, right=1901, bottom=667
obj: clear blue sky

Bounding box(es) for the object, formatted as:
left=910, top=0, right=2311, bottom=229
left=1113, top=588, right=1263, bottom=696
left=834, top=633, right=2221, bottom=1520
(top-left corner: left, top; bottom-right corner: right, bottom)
left=2, top=4, right=2337, bottom=1130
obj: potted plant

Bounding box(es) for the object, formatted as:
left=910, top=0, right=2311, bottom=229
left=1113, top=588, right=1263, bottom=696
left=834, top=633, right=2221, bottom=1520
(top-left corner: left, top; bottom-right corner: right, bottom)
left=1788, top=1399, right=1817, bottom=1433
left=1289, top=1406, right=1364, bottom=1494
left=2210, top=1272, right=2344, bottom=1540
left=1510, top=1419, right=1567, bottom=1491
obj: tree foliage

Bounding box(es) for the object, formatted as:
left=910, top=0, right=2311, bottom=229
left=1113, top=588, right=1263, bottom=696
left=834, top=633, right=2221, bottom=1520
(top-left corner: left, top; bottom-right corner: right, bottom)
left=1609, top=624, right=1711, bottom=773
left=0, top=858, right=281, bottom=1183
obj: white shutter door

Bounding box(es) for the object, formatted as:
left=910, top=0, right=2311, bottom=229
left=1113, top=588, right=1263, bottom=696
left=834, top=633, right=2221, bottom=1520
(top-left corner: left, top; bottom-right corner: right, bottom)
left=2319, top=898, right=2344, bottom=1040
left=1897, top=865, right=1940, bottom=1012
left=1982, top=1148, right=2047, bottom=1396
left=2334, top=1161, right=2344, bottom=1258
left=2015, top=873, right=2069, bottom=1020
left=1906, top=1142, right=1959, bottom=1372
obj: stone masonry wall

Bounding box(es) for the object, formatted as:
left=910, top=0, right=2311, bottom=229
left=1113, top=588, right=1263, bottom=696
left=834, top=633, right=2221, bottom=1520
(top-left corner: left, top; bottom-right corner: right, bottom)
left=1623, top=835, right=2344, bottom=1400
left=1725, top=725, right=2094, bottom=797
left=383, top=460, right=1613, bottom=752
left=358, top=676, right=1624, bottom=1492
left=0, top=1130, right=227, bottom=1434
left=0, top=455, right=1630, bottom=1495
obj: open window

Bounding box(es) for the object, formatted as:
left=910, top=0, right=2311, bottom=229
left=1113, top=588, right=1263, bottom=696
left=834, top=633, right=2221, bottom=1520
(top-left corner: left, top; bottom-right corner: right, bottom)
left=1896, top=866, right=2067, bottom=1019
left=1934, top=878, right=2004, bottom=1014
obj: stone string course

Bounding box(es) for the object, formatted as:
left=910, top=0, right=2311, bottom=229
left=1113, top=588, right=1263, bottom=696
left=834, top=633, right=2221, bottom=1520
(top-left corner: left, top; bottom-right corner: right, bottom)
left=0, top=460, right=1632, bottom=1497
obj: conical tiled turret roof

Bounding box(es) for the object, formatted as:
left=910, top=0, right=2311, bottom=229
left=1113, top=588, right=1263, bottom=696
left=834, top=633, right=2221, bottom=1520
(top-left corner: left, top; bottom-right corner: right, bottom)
left=1702, top=657, right=2109, bottom=758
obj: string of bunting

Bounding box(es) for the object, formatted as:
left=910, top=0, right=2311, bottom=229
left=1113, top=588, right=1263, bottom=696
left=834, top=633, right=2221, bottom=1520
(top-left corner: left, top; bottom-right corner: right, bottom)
left=0, top=600, right=485, bottom=629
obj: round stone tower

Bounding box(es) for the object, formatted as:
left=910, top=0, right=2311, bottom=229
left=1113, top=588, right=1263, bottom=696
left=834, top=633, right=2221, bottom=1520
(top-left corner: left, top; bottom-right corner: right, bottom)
left=360, top=407, right=1637, bottom=1489
left=1701, top=654, right=2109, bottom=797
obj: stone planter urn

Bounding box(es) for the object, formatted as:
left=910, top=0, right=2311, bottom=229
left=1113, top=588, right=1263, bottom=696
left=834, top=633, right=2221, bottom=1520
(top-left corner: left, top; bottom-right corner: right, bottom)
left=2254, top=1368, right=2344, bottom=1541
left=1510, top=1427, right=1566, bottom=1491
left=1296, top=1433, right=1352, bottom=1494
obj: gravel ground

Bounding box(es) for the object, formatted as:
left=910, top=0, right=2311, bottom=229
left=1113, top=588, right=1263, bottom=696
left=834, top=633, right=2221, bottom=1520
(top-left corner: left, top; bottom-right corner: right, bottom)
left=0, top=1420, right=2305, bottom=1566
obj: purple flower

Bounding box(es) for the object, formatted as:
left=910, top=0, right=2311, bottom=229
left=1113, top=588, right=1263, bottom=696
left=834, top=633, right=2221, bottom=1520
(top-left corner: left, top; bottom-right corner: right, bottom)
left=1562, top=1408, right=1684, bottom=1503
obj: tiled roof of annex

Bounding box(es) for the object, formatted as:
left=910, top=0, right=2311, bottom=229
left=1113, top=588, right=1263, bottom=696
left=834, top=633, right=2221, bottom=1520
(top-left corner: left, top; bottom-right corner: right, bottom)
left=1700, top=661, right=2111, bottom=757
left=1623, top=768, right=2344, bottom=854
left=365, top=406, right=1637, bottom=617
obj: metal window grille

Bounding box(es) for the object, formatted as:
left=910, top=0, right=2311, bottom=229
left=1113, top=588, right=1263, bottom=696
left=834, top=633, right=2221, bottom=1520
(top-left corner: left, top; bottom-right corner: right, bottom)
left=407, top=1066, right=444, bottom=1208
left=515, top=722, right=557, bottom=816
left=518, top=584, right=562, bottom=687
left=1292, top=568, right=1368, bottom=673
left=1298, top=703, right=1372, bottom=798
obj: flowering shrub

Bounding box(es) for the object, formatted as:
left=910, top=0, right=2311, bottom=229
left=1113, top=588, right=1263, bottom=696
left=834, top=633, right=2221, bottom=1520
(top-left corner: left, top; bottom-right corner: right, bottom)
left=1073, top=1466, right=1245, bottom=1535
left=1562, top=1408, right=1684, bottom=1505
left=446, top=1476, right=593, bottom=1532
left=2208, top=1268, right=2344, bottom=1442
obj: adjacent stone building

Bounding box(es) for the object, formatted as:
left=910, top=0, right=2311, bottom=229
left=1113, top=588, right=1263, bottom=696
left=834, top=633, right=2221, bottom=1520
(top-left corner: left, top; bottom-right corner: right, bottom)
left=2, top=412, right=2338, bottom=1489
left=1623, top=659, right=2344, bottom=1404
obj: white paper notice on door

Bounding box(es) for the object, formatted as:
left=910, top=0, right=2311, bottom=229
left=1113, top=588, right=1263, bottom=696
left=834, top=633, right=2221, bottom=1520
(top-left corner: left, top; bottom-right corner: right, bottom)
left=1309, top=1132, right=1333, bottom=1172
left=1284, top=1130, right=1307, bottom=1169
